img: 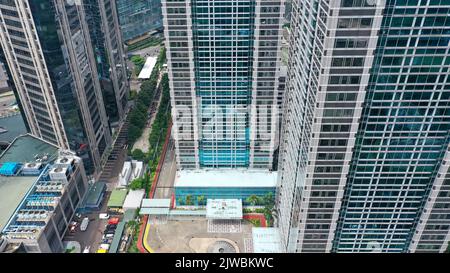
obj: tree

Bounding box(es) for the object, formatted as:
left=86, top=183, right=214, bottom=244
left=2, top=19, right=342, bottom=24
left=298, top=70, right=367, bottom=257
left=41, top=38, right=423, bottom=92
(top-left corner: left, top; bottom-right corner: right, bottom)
left=177, top=197, right=184, bottom=206
left=246, top=195, right=259, bottom=206
left=262, top=192, right=274, bottom=206
left=197, top=195, right=206, bottom=206
left=131, top=149, right=146, bottom=161
left=263, top=206, right=273, bottom=226
left=129, top=177, right=145, bottom=190
left=185, top=194, right=193, bottom=205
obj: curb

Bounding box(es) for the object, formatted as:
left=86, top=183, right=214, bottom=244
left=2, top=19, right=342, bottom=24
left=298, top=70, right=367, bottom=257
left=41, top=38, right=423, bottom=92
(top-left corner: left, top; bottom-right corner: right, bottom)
left=137, top=120, right=172, bottom=253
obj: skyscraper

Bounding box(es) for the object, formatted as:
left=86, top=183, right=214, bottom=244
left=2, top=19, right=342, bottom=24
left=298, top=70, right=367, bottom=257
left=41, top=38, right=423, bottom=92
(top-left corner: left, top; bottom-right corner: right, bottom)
left=0, top=0, right=112, bottom=175
left=162, top=0, right=285, bottom=169
left=277, top=0, right=450, bottom=253
left=84, top=0, right=130, bottom=125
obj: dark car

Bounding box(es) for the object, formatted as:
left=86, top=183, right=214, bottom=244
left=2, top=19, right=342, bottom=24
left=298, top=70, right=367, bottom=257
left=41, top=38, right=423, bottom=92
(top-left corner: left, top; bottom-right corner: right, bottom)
left=105, top=224, right=117, bottom=230
left=104, top=230, right=116, bottom=235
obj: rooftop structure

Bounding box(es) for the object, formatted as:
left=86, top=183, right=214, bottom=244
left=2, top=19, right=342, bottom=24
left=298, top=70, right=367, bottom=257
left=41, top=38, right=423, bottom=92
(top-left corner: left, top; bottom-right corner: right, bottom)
left=139, top=198, right=171, bottom=215
left=174, top=170, right=278, bottom=188
left=77, top=182, right=107, bottom=213
left=206, top=199, right=242, bottom=220
left=0, top=135, right=59, bottom=232
left=107, top=189, right=128, bottom=208
left=118, top=161, right=132, bottom=188
left=123, top=189, right=145, bottom=211
left=137, top=57, right=157, bottom=79
left=0, top=175, right=36, bottom=232
left=130, top=160, right=144, bottom=181
left=0, top=134, right=88, bottom=252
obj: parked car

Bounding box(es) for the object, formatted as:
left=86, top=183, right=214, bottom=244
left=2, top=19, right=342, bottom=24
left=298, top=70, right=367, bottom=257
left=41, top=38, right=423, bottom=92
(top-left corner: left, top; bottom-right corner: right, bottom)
left=104, top=230, right=115, bottom=235
left=105, top=224, right=117, bottom=230
left=108, top=217, right=120, bottom=225
left=69, top=221, right=78, bottom=233
left=99, top=213, right=109, bottom=219
left=80, top=217, right=89, bottom=232
left=100, top=244, right=110, bottom=250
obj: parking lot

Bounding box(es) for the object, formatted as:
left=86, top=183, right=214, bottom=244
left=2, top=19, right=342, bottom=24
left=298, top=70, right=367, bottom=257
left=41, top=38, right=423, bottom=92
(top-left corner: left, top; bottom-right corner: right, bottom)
left=62, top=120, right=129, bottom=252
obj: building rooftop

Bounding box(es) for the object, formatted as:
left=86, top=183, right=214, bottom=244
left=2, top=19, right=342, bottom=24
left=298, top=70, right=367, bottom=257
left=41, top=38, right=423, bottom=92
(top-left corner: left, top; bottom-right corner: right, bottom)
left=206, top=199, right=243, bottom=220
left=141, top=198, right=171, bottom=208
left=0, top=134, right=80, bottom=241
left=0, top=176, right=36, bottom=232
left=81, top=182, right=106, bottom=207
left=174, top=170, right=278, bottom=188
left=0, top=115, right=27, bottom=144
left=137, top=57, right=157, bottom=79
left=107, top=189, right=128, bottom=208
left=0, top=134, right=59, bottom=232
left=123, top=189, right=145, bottom=210
left=0, top=134, right=58, bottom=163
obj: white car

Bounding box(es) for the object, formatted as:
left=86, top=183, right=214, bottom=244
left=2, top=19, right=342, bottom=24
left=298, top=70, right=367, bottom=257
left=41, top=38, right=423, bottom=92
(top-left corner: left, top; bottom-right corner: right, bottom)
left=100, top=243, right=110, bottom=250
left=83, top=246, right=90, bottom=253
left=99, top=213, right=109, bottom=219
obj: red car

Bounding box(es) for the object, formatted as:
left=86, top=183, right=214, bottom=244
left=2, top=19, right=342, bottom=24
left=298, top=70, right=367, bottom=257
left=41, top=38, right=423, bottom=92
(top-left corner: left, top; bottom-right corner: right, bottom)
left=108, top=217, right=119, bottom=225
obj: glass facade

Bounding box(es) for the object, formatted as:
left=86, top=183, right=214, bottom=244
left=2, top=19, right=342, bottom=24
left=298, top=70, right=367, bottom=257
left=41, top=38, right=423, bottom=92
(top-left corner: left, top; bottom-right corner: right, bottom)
left=192, top=0, right=255, bottom=168
left=28, top=1, right=96, bottom=172
left=277, top=0, right=450, bottom=253
left=333, top=0, right=450, bottom=253
left=116, top=0, right=163, bottom=41
left=163, top=0, right=284, bottom=169
left=0, top=0, right=112, bottom=175
left=84, top=0, right=129, bottom=125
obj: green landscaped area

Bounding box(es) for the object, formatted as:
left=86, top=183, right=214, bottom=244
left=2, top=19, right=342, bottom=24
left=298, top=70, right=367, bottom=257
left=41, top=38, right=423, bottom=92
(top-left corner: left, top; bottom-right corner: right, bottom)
left=126, top=36, right=163, bottom=52
left=107, top=189, right=128, bottom=208
left=128, top=47, right=171, bottom=194
left=130, top=55, right=146, bottom=75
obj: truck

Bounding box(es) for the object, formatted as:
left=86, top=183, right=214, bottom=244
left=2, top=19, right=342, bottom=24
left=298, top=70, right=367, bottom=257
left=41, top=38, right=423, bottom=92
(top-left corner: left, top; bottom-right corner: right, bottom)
left=80, top=217, right=89, bottom=232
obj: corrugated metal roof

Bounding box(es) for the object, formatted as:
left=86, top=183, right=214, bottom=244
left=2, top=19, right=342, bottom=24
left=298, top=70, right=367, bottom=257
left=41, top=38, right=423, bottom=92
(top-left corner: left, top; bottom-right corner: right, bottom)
left=174, top=170, right=278, bottom=188
left=141, top=198, right=171, bottom=208
left=139, top=207, right=170, bottom=215
left=109, top=221, right=126, bottom=253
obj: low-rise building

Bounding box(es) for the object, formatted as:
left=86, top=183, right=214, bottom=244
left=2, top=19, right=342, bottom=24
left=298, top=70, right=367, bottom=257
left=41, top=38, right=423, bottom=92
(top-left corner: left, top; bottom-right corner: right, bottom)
left=0, top=134, right=88, bottom=253
left=174, top=170, right=277, bottom=206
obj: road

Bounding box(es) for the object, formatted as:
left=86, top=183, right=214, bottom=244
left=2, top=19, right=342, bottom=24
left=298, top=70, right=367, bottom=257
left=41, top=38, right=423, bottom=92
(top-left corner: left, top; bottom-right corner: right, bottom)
left=63, top=120, right=129, bottom=252
left=153, top=138, right=176, bottom=199
left=63, top=191, right=110, bottom=252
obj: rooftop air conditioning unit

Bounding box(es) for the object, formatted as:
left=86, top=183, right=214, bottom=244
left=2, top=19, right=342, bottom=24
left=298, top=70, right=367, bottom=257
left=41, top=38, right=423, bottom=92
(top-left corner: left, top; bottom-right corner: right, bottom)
left=22, top=162, right=43, bottom=175
left=49, top=167, right=69, bottom=182
left=55, top=157, right=74, bottom=167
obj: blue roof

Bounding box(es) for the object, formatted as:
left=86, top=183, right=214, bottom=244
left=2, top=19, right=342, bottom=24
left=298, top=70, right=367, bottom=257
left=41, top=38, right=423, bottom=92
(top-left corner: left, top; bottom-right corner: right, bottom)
left=0, top=162, right=20, bottom=176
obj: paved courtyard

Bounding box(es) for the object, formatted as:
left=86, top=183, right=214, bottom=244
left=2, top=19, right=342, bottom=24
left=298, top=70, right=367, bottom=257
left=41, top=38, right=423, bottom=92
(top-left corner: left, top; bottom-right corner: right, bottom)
left=146, top=217, right=253, bottom=253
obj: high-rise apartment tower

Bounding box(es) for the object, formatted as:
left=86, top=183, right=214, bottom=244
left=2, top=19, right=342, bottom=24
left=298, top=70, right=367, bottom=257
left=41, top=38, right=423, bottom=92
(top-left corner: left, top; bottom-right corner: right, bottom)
left=277, top=0, right=450, bottom=253
left=162, top=0, right=285, bottom=169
